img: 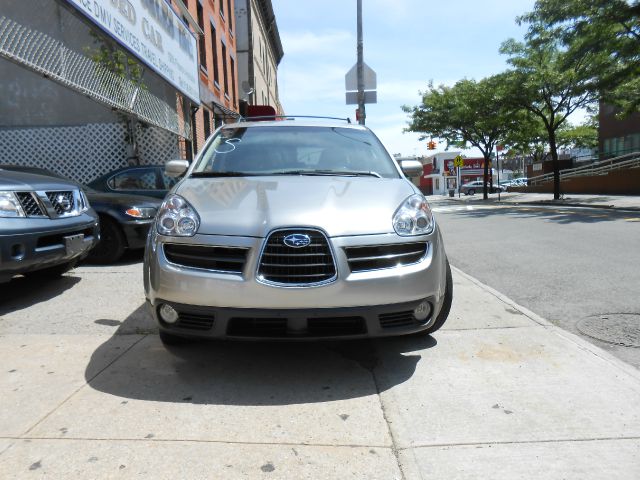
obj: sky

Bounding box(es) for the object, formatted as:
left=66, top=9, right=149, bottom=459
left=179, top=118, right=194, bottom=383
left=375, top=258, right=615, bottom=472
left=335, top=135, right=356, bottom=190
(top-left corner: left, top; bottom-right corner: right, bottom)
left=270, top=0, right=537, bottom=158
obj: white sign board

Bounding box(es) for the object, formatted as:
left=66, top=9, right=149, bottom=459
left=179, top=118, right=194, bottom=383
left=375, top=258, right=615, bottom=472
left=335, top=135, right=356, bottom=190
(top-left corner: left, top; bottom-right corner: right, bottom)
left=65, top=0, right=200, bottom=104
left=346, top=90, right=377, bottom=105
left=345, top=62, right=377, bottom=91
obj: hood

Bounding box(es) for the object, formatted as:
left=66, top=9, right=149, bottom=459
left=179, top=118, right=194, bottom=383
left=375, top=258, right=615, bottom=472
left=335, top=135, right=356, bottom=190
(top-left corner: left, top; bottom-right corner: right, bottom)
left=175, top=176, right=417, bottom=237
left=0, top=169, right=81, bottom=191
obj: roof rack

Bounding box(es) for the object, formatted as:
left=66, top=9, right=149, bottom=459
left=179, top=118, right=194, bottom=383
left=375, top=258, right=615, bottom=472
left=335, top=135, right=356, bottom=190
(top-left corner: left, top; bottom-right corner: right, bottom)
left=238, top=115, right=352, bottom=124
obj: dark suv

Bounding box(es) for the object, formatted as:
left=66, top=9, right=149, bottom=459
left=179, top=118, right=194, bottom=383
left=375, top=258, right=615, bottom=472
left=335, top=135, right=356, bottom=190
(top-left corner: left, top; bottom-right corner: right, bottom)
left=0, top=168, right=99, bottom=283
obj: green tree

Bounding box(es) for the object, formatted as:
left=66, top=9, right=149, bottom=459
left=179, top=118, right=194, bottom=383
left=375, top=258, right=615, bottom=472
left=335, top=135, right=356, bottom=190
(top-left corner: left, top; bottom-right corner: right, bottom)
left=500, top=34, right=600, bottom=199
left=556, top=116, right=598, bottom=151
left=519, top=0, right=640, bottom=115
left=502, top=112, right=550, bottom=164
left=403, top=75, right=519, bottom=199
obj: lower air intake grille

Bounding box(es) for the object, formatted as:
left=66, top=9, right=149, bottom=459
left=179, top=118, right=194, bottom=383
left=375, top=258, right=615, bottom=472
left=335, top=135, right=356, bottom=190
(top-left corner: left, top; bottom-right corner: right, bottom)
left=307, top=317, right=366, bottom=336
left=379, top=311, right=417, bottom=329
left=345, top=242, right=428, bottom=272
left=257, top=229, right=336, bottom=285
left=177, top=313, right=215, bottom=331
left=227, top=318, right=287, bottom=337
left=164, top=244, right=248, bottom=273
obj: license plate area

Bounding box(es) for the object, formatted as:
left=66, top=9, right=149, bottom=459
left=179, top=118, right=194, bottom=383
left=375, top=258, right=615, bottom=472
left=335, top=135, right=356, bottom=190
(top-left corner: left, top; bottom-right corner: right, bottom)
left=64, top=233, right=85, bottom=256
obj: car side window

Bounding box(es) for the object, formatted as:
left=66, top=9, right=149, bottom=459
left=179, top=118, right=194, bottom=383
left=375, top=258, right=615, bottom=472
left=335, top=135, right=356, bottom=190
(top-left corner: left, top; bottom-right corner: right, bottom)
left=109, top=169, right=159, bottom=191
left=161, top=171, right=180, bottom=189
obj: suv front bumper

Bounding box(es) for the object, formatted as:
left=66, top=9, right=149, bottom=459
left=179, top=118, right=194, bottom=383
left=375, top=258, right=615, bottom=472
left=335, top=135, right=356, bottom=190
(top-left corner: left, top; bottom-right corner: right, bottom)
left=145, top=228, right=449, bottom=339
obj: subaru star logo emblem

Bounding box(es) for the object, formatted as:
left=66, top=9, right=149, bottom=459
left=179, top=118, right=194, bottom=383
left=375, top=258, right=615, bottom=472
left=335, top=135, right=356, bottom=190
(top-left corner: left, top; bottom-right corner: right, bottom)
left=56, top=194, right=72, bottom=211
left=283, top=233, right=311, bottom=248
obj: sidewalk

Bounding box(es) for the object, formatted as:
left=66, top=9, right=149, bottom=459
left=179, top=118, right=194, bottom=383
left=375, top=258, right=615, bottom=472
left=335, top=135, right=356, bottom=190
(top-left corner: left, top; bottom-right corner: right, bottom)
left=1, top=263, right=639, bottom=478
left=436, top=191, right=640, bottom=211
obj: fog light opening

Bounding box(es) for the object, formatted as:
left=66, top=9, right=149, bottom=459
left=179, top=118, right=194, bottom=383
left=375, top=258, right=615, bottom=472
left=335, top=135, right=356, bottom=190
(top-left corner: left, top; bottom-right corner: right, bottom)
left=413, top=300, right=432, bottom=322
left=159, top=304, right=179, bottom=324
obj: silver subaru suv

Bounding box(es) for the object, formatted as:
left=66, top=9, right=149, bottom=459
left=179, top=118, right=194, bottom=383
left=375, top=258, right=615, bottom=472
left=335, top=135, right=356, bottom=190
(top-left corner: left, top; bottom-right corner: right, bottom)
left=144, top=118, right=452, bottom=345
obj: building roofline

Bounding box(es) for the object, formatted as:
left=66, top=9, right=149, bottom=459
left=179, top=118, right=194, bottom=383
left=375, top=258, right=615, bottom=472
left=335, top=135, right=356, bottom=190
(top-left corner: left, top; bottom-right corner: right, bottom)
left=255, top=0, right=284, bottom=65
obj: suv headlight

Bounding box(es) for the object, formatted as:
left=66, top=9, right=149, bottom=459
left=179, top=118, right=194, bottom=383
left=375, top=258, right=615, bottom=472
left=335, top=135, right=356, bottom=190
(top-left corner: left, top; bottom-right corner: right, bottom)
left=393, top=194, right=434, bottom=236
left=0, top=192, right=26, bottom=218
left=156, top=194, right=199, bottom=236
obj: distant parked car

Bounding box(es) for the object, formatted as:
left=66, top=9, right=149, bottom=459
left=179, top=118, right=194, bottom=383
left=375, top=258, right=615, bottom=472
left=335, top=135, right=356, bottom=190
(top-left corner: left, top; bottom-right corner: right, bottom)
left=88, top=165, right=181, bottom=199
left=1, top=166, right=161, bottom=263
left=0, top=167, right=99, bottom=283
left=460, top=181, right=504, bottom=195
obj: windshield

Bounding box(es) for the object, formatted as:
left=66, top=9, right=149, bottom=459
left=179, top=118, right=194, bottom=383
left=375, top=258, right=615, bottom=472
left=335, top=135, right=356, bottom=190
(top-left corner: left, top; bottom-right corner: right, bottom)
left=191, top=125, right=401, bottom=179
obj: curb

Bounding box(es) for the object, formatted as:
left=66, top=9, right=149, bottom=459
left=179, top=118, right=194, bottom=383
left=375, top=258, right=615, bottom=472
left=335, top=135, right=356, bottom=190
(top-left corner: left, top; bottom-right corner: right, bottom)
left=442, top=197, right=640, bottom=212
left=451, top=265, right=640, bottom=383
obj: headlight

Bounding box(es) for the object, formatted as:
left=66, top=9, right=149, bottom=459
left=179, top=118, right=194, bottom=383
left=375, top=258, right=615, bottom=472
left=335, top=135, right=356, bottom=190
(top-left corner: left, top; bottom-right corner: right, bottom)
left=125, top=207, right=157, bottom=219
left=0, top=192, right=25, bottom=218
left=156, top=194, right=199, bottom=236
left=393, top=194, right=434, bottom=236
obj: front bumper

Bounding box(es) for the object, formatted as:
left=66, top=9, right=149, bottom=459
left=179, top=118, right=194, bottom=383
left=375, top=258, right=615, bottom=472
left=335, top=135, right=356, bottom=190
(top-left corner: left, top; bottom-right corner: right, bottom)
left=145, top=226, right=448, bottom=339
left=0, top=213, right=99, bottom=281
left=121, top=218, right=155, bottom=250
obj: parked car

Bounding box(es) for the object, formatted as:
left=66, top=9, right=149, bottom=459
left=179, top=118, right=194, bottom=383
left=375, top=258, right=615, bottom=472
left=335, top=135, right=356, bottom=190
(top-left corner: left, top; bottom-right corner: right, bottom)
left=144, top=118, right=453, bottom=345
left=460, top=181, right=504, bottom=195
left=1, top=166, right=161, bottom=263
left=88, top=165, right=180, bottom=199
left=0, top=167, right=99, bottom=283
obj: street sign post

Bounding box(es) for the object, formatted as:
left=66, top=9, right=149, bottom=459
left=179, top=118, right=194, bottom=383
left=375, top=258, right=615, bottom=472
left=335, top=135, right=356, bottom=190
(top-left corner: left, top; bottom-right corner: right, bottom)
left=453, top=155, right=464, bottom=197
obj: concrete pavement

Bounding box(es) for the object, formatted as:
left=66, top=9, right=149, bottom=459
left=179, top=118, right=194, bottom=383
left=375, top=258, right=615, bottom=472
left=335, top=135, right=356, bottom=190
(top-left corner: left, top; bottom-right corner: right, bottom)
left=1, top=261, right=639, bottom=478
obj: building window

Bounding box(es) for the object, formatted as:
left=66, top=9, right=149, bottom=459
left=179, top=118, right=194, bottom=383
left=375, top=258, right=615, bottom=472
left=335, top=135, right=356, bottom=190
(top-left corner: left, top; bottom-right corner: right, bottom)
left=230, top=56, right=236, bottom=106
left=221, top=42, right=229, bottom=96
left=220, top=0, right=225, bottom=20
left=227, top=0, right=233, bottom=31
left=203, top=109, right=211, bottom=139
left=197, top=1, right=207, bottom=71
left=210, top=23, right=219, bottom=86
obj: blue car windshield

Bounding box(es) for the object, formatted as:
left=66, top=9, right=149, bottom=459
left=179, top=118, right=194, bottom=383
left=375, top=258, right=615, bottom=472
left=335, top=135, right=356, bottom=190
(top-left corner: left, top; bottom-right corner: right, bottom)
left=191, top=125, right=401, bottom=179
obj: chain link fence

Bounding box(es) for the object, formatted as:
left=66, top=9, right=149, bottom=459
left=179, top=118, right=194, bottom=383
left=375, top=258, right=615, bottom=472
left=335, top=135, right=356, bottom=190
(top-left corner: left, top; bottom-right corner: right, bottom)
left=0, top=15, right=190, bottom=139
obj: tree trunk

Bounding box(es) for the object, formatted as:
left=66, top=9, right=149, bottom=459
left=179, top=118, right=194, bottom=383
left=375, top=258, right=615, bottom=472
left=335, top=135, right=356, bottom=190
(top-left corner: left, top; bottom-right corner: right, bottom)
left=483, top=155, right=490, bottom=200
left=548, top=128, right=560, bottom=200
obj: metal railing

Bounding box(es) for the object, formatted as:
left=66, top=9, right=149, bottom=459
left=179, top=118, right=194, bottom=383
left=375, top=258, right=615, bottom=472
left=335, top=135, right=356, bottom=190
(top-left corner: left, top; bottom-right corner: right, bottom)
left=529, top=151, right=640, bottom=185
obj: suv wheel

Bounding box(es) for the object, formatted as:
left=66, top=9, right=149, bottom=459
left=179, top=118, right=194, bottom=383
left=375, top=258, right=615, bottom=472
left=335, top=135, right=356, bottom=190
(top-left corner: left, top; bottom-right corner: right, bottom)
left=468, top=188, right=475, bottom=195
left=88, top=216, right=126, bottom=264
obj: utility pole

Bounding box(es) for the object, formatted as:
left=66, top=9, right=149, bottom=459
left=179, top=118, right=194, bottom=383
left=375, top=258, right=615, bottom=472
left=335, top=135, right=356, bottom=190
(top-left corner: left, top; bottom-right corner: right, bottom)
left=356, top=0, right=365, bottom=125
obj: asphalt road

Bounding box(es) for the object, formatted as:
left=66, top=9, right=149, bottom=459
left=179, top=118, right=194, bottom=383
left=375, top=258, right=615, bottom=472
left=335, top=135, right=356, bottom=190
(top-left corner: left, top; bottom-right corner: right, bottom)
left=431, top=198, right=640, bottom=369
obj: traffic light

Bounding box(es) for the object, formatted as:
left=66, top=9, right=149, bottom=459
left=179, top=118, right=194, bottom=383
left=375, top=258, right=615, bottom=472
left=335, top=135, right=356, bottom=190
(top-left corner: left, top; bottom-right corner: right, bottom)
left=427, top=140, right=437, bottom=150
left=355, top=108, right=361, bottom=122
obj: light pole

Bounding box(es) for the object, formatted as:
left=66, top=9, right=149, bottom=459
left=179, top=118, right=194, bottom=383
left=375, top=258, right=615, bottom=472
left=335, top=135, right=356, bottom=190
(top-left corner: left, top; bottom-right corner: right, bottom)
left=356, top=0, right=365, bottom=125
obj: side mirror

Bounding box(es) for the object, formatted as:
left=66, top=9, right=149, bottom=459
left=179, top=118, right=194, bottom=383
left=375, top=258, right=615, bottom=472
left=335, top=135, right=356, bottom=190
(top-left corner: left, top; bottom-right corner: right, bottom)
left=165, top=159, right=189, bottom=178
left=400, top=160, right=423, bottom=177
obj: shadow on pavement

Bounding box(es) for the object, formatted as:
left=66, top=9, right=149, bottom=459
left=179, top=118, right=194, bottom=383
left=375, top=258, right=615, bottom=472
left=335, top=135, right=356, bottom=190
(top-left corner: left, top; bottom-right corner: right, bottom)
left=85, top=304, right=436, bottom=406
left=0, top=273, right=81, bottom=315
left=447, top=204, right=631, bottom=224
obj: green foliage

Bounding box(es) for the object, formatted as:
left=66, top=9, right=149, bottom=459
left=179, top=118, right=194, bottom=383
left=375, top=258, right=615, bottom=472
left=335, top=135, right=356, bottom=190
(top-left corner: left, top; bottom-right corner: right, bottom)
left=403, top=75, right=521, bottom=199
left=519, top=0, right=640, bottom=115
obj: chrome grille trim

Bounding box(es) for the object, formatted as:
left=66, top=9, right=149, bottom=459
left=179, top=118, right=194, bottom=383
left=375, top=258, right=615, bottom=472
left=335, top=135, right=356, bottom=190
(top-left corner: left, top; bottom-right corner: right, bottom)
left=256, top=228, right=337, bottom=287
left=163, top=243, right=249, bottom=274
left=345, top=242, right=429, bottom=273
left=15, top=192, right=46, bottom=217
left=46, top=191, right=75, bottom=215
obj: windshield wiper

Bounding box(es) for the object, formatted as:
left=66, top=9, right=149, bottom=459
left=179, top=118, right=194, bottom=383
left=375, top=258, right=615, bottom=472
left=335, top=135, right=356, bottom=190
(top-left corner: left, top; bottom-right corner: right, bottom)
left=276, top=169, right=382, bottom=178
left=190, top=171, right=264, bottom=177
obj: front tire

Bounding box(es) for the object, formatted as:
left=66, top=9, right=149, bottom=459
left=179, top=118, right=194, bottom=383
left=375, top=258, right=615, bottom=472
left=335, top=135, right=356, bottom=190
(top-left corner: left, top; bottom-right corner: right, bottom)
left=468, top=189, right=475, bottom=195
left=88, top=216, right=126, bottom=264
